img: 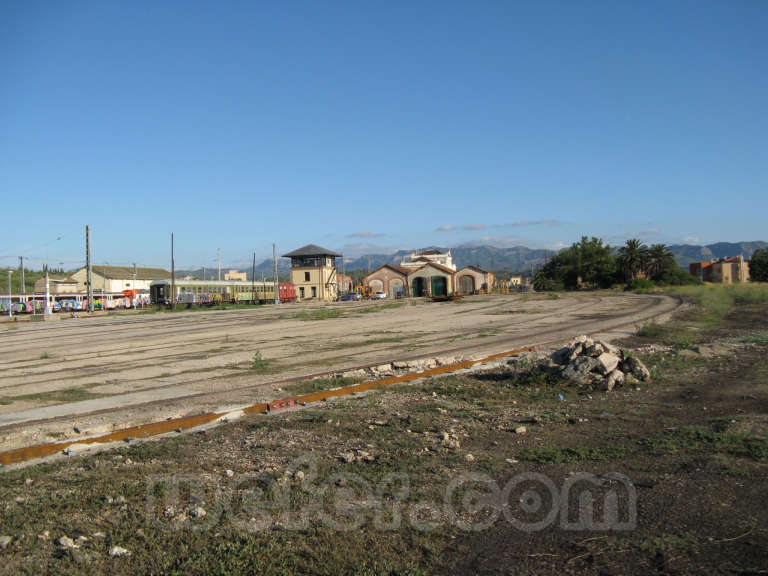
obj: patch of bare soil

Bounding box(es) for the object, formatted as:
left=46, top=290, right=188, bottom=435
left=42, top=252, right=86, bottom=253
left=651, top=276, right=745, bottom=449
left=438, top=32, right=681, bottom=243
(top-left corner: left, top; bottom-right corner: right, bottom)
left=439, top=305, right=768, bottom=575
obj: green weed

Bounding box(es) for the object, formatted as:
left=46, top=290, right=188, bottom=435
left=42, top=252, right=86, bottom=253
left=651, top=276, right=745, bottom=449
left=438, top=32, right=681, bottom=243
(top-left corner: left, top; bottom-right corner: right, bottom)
left=742, top=331, right=768, bottom=344
left=642, top=426, right=768, bottom=460
left=517, top=444, right=634, bottom=464
left=293, top=309, right=344, bottom=320
left=284, top=377, right=361, bottom=395
left=353, top=302, right=405, bottom=314
left=250, top=350, right=271, bottom=372
left=637, top=321, right=665, bottom=338
left=1, top=387, right=111, bottom=404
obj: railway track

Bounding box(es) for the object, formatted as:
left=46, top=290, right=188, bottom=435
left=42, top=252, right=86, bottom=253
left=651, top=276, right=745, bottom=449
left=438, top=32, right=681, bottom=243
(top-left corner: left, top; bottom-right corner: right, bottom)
left=0, top=294, right=679, bottom=452
left=0, top=294, right=603, bottom=390
left=0, top=292, right=680, bottom=467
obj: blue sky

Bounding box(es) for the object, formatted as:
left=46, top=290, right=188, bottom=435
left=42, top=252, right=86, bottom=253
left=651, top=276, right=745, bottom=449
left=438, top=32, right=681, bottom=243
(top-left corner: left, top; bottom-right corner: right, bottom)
left=1, top=1, right=766, bottom=270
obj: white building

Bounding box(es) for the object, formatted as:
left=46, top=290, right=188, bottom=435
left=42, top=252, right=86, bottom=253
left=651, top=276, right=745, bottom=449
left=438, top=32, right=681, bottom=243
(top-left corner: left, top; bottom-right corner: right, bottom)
left=400, top=249, right=456, bottom=271
left=69, top=265, right=171, bottom=293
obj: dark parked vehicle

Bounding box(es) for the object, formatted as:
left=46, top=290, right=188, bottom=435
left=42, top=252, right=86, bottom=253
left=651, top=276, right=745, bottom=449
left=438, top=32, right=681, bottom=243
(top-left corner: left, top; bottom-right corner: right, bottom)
left=339, top=292, right=362, bottom=301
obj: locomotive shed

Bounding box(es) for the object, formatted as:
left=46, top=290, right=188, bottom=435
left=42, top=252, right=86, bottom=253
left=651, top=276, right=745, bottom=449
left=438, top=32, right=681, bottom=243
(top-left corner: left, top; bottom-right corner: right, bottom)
left=0, top=292, right=678, bottom=456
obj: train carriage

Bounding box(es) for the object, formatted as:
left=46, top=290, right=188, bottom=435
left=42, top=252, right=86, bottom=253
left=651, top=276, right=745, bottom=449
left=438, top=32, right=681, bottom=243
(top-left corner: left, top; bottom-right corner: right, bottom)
left=150, top=279, right=296, bottom=306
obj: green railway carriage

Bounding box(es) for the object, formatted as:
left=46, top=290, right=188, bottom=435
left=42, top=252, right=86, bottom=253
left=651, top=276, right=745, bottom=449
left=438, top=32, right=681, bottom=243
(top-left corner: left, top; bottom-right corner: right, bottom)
left=150, top=279, right=279, bottom=306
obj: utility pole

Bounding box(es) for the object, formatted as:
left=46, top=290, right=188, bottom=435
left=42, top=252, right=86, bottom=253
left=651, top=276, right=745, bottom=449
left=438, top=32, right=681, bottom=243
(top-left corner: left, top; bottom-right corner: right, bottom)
left=132, top=263, right=137, bottom=308
left=19, top=256, right=25, bottom=295
left=171, top=233, right=175, bottom=310
left=251, top=252, right=256, bottom=304
left=273, top=243, right=279, bottom=304
left=341, top=253, right=345, bottom=295
left=86, top=225, right=93, bottom=313
left=202, top=266, right=205, bottom=281
left=6, top=270, right=11, bottom=318
left=44, top=265, right=51, bottom=315
left=217, top=248, right=221, bottom=281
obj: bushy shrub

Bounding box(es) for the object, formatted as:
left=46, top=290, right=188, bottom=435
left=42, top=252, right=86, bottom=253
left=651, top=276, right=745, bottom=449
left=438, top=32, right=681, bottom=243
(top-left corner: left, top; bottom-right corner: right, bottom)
left=657, top=267, right=701, bottom=286
left=750, top=248, right=768, bottom=282
left=533, top=272, right=564, bottom=292
left=626, top=277, right=655, bottom=292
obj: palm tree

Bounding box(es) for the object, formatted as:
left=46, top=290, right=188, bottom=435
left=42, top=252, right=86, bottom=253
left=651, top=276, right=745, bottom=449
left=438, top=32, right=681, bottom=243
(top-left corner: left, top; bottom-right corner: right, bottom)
left=618, top=239, right=649, bottom=281
left=646, top=244, right=675, bottom=281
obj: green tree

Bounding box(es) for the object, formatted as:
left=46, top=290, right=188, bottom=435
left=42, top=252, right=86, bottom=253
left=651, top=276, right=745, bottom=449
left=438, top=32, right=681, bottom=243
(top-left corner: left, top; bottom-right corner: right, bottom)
left=535, top=236, right=616, bottom=290
left=646, top=243, right=676, bottom=281
left=750, top=248, right=768, bottom=282
left=617, top=239, right=649, bottom=281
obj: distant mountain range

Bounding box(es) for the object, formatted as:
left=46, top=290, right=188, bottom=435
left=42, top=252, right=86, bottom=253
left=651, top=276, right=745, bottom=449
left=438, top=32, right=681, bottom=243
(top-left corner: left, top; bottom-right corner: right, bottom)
left=664, top=241, right=767, bottom=269
left=339, top=241, right=767, bottom=275
left=179, top=241, right=766, bottom=280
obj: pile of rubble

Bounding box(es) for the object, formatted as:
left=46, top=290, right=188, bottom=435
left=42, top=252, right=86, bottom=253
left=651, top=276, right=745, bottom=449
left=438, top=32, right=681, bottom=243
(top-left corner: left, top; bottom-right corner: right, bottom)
left=336, top=355, right=463, bottom=380
left=326, top=336, right=649, bottom=393
left=540, top=335, right=650, bottom=391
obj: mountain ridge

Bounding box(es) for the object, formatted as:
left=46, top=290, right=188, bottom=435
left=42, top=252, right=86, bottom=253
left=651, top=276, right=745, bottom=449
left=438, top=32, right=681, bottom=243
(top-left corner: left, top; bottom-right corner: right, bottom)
left=179, top=241, right=767, bottom=279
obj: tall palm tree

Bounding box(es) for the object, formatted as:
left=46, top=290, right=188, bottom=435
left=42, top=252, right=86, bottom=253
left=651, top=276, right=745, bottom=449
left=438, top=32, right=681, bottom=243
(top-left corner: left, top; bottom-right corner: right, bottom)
left=647, top=244, right=675, bottom=280
left=618, top=239, right=649, bottom=281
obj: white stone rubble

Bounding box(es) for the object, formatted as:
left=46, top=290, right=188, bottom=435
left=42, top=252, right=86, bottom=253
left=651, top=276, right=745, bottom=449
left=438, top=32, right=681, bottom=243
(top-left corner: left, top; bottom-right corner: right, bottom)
left=540, top=335, right=650, bottom=391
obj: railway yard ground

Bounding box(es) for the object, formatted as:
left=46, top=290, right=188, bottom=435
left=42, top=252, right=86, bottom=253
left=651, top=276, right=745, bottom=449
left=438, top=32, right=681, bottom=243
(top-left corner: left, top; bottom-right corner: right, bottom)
left=1, top=287, right=767, bottom=574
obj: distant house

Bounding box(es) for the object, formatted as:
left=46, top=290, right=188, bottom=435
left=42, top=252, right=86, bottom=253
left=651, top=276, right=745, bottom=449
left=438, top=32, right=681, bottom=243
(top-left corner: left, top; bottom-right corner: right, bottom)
left=690, top=257, right=750, bottom=284
left=69, top=265, right=171, bottom=293
left=455, top=266, right=495, bottom=295
left=224, top=269, right=247, bottom=281
left=400, top=249, right=456, bottom=271
left=336, top=273, right=353, bottom=293
left=282, top=244, right=341, bottom=301
left=33, top=276, right=80, bottom=295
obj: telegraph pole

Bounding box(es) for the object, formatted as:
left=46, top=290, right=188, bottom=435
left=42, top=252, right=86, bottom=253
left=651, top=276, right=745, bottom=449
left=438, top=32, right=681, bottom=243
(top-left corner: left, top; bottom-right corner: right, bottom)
left=19, top=256, right=25, bottom=295
left=6, top=270, right=11, bottom=318
left=251, top=252, right=256, bottom=304
left=171, top=233, right=176, bottom=310
left=273, top=243, right=279, bottom=304
left=44, top=265, right=51, bottom=315
left=217, top=248, right=221, bottom=281
left=86, top=225, right=93, bottom=312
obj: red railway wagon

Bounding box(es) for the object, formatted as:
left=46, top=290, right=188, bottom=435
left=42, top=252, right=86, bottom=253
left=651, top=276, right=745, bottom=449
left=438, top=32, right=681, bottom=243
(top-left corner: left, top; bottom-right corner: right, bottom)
left=279, top=282, right=296, bottom=303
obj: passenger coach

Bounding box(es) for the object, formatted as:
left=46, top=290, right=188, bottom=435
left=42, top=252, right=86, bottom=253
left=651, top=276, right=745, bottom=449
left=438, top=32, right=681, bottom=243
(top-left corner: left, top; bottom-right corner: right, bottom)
left=150, top=279, right=296, bottom=306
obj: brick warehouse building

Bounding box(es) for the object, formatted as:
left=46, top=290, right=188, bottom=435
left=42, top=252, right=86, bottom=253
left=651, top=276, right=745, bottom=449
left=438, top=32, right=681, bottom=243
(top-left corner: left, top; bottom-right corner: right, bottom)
left=363, top=262, right=455, bottom=298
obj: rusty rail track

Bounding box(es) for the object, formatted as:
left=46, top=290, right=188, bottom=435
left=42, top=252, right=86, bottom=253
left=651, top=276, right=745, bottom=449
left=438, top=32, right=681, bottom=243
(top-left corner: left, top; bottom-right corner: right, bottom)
left=0, top=345, right=536, bottom=467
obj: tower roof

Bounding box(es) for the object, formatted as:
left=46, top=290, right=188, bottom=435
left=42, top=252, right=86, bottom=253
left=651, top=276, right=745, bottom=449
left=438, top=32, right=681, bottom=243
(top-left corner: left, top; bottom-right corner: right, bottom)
left=282, top=244, right=341, bottom=258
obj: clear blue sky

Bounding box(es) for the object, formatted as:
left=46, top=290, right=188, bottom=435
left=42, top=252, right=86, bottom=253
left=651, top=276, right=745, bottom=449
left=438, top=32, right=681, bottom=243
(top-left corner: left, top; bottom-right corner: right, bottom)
left=1, top=0, right=766, bottom=270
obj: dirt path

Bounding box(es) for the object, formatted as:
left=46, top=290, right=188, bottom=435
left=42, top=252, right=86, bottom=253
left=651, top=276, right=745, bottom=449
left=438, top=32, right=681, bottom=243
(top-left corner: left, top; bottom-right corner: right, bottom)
left=0, top=293, right=678, bottom=451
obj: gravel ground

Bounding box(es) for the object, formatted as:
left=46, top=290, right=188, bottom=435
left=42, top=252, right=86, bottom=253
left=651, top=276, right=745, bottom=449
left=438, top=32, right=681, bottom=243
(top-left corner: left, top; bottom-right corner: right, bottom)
left=0, top=292, right=678, bottom=454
